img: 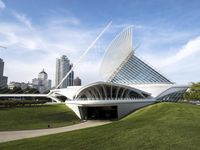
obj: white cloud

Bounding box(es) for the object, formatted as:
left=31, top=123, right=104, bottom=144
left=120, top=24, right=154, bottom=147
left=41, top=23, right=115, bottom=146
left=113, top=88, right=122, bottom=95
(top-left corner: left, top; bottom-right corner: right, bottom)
left=2, top=10, right=200, bottom=86
left=0, top=0, right=5, bottom=10
left=13, top=12, right=33, bottom=30
left=159, top=36, right=200, bottom=67
left=0, top=11, right=107, bottom=86
left=46, top=9, right=80, bottom=26
left=141, top=36, right=200, bottom=84
left=48, top=16, right=80, bottom=26
left=0, top=23, right=42, bottom=50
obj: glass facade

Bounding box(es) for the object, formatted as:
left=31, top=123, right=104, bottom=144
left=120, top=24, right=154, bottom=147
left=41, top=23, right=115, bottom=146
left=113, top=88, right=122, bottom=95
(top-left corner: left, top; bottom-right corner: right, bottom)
left=156, top=86, right=188, bottom=102
left=109, top=53, right=172, bottom=84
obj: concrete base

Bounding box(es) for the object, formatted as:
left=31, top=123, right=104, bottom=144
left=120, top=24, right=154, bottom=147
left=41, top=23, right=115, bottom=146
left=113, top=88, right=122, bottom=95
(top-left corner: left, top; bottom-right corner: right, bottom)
left=65, top=99, right=155, bottom=120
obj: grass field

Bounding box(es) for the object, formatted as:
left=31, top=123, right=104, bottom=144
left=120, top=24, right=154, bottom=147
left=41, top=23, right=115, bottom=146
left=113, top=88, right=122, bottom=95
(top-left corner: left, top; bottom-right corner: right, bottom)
left=0, top=102, right=199, bottom=150
left=0, top=104, right=80, bottom=131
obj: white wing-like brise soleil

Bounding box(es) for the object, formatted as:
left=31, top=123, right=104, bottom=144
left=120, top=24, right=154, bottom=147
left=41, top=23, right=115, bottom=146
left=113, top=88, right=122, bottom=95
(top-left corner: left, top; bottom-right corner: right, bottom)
left=99, top=26, right=133, bottom=80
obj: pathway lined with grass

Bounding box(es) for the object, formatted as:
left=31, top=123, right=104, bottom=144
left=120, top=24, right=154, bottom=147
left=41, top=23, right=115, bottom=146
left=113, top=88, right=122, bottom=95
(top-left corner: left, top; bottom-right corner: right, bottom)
left=0, top=104, right=80, bottom=131
left=0, top=120, right=111, bottom=143
left=0, top=103, right=199, bottom=150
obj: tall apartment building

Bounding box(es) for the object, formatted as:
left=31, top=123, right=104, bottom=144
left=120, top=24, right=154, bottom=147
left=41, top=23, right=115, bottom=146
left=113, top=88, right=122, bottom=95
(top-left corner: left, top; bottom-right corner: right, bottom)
left=0, top=58, right=8, bottom=88
left=55, top=55, right=74, bottom=88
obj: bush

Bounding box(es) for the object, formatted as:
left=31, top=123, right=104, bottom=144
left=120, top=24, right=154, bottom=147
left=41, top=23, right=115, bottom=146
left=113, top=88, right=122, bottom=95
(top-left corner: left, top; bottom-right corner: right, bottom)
left=184, top=82, right=200, bottom=101
left=0, top=100, right=48, bottom=108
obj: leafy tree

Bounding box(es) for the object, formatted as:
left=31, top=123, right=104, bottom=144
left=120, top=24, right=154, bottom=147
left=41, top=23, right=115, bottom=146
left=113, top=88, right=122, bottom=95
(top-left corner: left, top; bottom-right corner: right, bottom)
left=27, top=88, right=40, bottom=94
left=0, top=87, right=39, bottom=94
left=9, top=87, right=23, bottom=94
left=0, top=87, right=10, bottom=94
left=184, top=82, right=200, bottom=101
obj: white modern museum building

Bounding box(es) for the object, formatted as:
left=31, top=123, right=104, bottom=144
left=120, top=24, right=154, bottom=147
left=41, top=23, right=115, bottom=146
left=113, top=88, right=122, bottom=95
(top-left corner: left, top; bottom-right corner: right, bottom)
left=50, top=26, right=189, bottom=120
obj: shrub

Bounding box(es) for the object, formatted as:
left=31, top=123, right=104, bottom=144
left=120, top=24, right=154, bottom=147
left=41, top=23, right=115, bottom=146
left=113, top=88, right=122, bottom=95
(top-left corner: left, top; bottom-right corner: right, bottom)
left=184, top=82, right=200, bottom=101
left=0, top=100, right=48, bottom=108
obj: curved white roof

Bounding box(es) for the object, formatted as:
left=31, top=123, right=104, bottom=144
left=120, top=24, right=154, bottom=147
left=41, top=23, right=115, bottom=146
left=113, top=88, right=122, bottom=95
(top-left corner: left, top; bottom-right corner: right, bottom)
left=50, top=82, right=151, bottom=100
left=50, top=86, right=83, bottom=100
left=74, top=81, right=150, bottom=99
left=100, top=26, right=133, bottom=80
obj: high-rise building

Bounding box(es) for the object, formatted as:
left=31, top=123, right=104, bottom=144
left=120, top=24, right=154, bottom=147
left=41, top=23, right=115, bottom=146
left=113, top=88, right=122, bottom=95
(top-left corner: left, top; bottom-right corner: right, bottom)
left=0, top=58, right=8, bottom=88
left=68, top=64, right=74, bottom=86
left=55, top=55, right=74, bottom=88
left=32, top=69, right=51, bottom=93
left=73, top=77, right=81, bottom=86
left=0, top=58, right=3, bottom=76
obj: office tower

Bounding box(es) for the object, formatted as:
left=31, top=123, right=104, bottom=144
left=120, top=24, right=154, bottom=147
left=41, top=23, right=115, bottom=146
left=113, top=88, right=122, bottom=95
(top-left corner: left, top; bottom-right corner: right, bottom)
left=0, top=58, right=3, bottom=76
left=73, top=77, right=82, bottom=86
left=0, top=58, right=8, bottom=88
left=55, top=55, right=74, bottom=88
left=68, top=64, right=74, bottom=86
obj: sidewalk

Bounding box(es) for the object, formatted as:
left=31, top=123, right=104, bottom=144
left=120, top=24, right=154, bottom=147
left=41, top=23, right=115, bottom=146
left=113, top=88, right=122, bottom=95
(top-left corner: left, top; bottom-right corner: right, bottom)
left=0, top=120, right=111, bottom=143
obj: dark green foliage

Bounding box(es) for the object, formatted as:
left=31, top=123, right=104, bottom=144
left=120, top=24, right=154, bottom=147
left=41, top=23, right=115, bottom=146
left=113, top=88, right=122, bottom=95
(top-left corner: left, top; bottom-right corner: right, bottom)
left=0, top=87, right=39, bottom=94
left=184, top=82, right=200, bottom=100
left=9, top=87, right=23, bottom=94
left=24, top=87, right=40, bottom=94
left=0, top=100, right=48, bottom=107
left=0, top=87, right=10, bottom=94
left=0, top=103, right=199, bottom=150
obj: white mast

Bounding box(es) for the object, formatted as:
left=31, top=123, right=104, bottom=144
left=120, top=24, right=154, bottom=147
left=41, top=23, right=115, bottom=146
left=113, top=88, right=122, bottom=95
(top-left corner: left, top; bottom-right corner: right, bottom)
left=53, top=21, right=112, bottom=90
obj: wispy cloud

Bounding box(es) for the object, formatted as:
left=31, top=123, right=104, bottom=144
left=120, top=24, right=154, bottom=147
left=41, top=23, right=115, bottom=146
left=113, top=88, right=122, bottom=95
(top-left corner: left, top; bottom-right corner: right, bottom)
left=13, top=12, right=33, bottom=30
left=0, top=0, right=5, bottom=10
left=48, top=16, right=80, bottom=26
left=159, top=36, right=200, bottom=67
left=1, top=10, right=107, bottom=85
left=140, top=35, right=200, bottom=84
left=1, top=3, right=200, bottom=86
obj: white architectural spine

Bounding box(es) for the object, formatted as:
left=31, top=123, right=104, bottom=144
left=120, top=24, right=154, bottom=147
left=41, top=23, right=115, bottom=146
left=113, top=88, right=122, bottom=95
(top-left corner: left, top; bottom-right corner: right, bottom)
left=54, top=21, right=112, bottom=90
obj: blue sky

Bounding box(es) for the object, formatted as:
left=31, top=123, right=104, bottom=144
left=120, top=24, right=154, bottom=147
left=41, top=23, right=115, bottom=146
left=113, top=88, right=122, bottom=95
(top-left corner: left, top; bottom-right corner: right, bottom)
left=1, top=0, right=200, bottom=85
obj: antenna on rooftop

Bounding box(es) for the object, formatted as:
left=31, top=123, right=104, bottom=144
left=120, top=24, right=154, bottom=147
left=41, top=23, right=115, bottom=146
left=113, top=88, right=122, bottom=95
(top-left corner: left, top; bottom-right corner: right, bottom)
left=50, top=21, right=112, bottom=91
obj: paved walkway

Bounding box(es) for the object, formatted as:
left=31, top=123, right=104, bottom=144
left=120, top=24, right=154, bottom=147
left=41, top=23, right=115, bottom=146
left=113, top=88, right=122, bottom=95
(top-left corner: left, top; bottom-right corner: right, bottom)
left=0, top=120, right=111, bottom=143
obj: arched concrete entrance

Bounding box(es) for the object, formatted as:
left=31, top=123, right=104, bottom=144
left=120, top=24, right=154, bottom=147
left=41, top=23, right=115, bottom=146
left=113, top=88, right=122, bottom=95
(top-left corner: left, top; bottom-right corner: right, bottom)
left=79, top=106, right=118, bottom=120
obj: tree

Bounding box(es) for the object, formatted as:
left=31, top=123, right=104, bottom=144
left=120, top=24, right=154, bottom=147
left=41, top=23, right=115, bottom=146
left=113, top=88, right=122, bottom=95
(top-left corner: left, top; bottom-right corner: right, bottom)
left=0, top=87, right=11, bottom=94
left=0, top=87, right=40, bottom=94
left=184, top=82, right=200, bottom=101
left=9, top=87, right=23, bottom=94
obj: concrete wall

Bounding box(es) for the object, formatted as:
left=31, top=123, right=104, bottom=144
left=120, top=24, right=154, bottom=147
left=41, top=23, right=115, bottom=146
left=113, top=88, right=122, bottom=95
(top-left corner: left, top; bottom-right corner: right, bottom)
left=117, top=101, right=154, bottom=119
left=65, top=99, right=155, bottom=120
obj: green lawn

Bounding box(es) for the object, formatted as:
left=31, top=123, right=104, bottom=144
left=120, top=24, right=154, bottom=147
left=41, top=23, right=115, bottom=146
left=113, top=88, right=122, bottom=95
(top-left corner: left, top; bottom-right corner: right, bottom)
left=0, top=103, right=200, bottom=150
left=0, top=104, right=80, bottom=131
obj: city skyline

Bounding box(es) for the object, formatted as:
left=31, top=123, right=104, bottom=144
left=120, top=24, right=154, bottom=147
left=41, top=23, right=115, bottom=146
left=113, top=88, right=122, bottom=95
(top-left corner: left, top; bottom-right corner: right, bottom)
left=1, top=0, right=200, bottom=85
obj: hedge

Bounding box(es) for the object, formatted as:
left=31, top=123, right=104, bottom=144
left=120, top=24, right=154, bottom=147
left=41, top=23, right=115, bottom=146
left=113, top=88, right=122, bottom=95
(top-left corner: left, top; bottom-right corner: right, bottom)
left=0, top=100, right=48, bottom=108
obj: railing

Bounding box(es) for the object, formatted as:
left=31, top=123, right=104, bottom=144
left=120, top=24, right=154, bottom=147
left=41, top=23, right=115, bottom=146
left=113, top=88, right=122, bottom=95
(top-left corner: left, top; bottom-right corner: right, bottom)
left=66, top=98, right=154, bottom=101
